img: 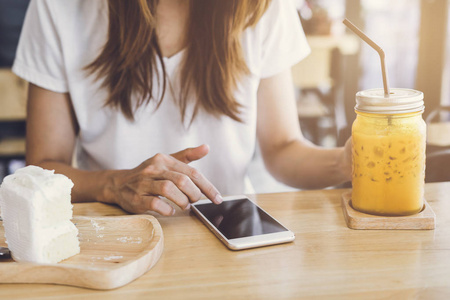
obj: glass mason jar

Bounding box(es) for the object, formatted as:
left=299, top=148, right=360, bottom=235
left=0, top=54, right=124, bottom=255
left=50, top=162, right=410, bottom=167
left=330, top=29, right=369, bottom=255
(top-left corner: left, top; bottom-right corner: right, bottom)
left=351, top=88, right=426, bottom=216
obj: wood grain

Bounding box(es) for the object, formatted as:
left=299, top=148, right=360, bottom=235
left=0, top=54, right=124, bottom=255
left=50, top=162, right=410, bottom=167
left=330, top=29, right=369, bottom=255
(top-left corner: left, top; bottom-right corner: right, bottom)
left=1, top=183, right=450, bottom=298
left=341, top=191, right=436, bottom=229
left=0, top=215, right=163, bottom=290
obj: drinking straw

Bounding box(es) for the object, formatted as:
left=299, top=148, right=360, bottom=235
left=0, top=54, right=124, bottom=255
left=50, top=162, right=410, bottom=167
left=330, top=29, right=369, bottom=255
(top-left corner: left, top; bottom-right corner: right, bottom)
left=343, top=18, right=390, bottom=97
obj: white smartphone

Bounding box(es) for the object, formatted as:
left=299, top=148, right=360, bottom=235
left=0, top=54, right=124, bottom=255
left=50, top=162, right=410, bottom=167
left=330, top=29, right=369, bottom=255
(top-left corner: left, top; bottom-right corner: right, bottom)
left=191, top=195, right=295, bottom=250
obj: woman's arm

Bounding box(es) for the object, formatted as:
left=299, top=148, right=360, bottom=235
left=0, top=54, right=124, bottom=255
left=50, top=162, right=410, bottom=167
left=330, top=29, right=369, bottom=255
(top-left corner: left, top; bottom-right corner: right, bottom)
left=25, top=83, right=110, bottom=202
left=256, top=69, right=352, bottom=189
left=26, top=84, right=222, bottom=215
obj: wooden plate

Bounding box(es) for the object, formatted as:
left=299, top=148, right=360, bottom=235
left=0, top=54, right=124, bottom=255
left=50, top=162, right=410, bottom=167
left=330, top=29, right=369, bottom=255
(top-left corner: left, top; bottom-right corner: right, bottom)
left=0, top=215, right=164, bottom=290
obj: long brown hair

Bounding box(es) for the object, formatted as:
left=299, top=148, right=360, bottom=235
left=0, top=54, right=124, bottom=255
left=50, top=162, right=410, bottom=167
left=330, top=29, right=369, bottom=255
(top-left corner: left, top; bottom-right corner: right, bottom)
left=86, top=0, right=271, bottom=123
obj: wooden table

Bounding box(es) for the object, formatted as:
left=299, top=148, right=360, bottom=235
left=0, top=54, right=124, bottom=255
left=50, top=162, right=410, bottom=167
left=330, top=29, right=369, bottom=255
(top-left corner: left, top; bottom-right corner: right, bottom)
left=2, top=183, right=450, bottom=299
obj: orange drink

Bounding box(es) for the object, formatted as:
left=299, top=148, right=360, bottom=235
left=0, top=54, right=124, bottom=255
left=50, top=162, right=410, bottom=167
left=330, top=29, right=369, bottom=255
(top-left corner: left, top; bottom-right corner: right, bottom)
left=351, top=89, right=426, bottom=216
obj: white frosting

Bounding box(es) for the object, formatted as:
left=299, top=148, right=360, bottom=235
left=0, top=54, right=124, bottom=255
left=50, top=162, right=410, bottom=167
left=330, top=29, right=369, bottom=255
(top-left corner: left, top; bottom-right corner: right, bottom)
left=0, top=166, right=80, bottom=263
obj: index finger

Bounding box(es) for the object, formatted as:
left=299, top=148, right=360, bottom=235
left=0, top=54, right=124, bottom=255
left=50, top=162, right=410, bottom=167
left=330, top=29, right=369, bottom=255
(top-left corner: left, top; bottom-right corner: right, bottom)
left=166, top=157, right=223, bottom=204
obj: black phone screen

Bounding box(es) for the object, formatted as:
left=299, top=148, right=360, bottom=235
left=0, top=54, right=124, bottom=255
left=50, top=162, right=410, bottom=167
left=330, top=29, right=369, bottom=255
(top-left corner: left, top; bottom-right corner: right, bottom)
left=194, top=198, right=289, bottom=240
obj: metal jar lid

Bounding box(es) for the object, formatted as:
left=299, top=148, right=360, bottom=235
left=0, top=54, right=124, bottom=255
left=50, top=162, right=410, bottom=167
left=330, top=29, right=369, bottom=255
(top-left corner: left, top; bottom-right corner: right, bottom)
left=355, top=88, right=424, bottom=114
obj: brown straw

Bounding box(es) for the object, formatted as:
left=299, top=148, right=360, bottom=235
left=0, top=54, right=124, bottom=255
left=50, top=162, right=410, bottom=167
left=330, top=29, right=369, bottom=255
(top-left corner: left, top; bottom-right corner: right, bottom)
left=343, top=18, right=390, bottom=97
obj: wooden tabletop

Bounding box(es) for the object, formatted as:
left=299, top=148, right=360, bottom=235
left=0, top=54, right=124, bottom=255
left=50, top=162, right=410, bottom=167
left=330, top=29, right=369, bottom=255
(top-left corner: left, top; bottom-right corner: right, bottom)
left=1, top=183, right=450, bottom=299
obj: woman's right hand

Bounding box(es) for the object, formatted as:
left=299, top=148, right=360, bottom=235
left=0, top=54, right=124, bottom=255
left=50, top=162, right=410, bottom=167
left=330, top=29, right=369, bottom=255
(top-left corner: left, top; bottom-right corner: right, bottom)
left=105, top=144, right=223, bottom=216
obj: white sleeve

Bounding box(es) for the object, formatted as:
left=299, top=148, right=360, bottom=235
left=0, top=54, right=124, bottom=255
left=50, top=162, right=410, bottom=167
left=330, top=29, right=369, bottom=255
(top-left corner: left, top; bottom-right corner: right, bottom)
left=259, top=0, right=310, bottom=78
left=12, top=0, right=68, bottom=93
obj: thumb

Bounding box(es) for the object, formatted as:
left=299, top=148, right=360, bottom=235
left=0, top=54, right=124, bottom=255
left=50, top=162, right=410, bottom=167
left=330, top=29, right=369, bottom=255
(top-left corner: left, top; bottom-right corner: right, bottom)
left=170, top=144, right=210, bottom=164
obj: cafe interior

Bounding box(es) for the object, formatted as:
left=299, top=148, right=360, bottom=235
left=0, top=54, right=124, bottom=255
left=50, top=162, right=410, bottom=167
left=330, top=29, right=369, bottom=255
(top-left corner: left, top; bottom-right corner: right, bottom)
left=1, top=0, right=450, bottom=297
left=1, top=0, right=450, bottom=192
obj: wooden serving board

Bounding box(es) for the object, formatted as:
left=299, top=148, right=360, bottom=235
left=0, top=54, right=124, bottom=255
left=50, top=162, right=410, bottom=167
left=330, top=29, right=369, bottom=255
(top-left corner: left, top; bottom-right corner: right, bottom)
left=0, top=215, right=164, bottom=290
left=341, top=192, right=436, bottom=230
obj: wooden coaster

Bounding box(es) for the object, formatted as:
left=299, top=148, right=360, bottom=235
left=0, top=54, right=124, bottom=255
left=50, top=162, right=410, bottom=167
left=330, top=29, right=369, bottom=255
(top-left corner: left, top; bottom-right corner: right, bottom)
left=341, top=192, right=436, bottom=230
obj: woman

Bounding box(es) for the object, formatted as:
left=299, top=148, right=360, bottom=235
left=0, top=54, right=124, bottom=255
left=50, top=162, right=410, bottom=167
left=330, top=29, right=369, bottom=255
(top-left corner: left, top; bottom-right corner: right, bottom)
left=13, top=0, right=352, bottom=216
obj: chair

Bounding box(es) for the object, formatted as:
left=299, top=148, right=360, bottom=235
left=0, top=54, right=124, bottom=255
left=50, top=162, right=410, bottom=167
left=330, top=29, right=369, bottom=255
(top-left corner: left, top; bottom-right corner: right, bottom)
left=0, top=69, right=27, bottom=179
left=291, top=34, right=359, bottom=146
left=425, top=148, right=450, bottom=183
left=425, top=105, right=450, bottom=183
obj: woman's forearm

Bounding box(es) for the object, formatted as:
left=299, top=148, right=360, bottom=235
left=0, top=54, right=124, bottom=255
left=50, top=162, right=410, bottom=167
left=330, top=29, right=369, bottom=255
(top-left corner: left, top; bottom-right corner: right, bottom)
left=33, top=160, right=119, bottom=204
left=263, top=139, right=352, bottom=190
left=31, top=145, right=223, bottom=215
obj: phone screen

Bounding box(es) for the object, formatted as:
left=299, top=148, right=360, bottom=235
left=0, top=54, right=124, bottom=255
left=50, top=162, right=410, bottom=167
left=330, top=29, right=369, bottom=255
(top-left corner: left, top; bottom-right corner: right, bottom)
left=193, top=198, right=289, bottom=240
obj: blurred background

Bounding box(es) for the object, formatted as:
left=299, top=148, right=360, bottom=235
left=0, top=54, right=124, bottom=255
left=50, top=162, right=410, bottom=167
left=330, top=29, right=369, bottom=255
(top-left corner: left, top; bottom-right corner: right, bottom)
left=1, top=0, right=450, bottom=192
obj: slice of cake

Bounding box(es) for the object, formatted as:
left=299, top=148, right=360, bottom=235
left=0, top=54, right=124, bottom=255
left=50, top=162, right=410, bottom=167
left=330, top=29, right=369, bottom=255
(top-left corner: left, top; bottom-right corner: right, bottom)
left=0, top=165, right=80, bottom=264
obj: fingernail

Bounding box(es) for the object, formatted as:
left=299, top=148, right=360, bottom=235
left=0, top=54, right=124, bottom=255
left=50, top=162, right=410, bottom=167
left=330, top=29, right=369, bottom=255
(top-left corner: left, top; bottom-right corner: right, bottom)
left=214, top=194, right=223, bottom=204
left=184, top=203, right=191, bottom=211
left=171, top=208, right=176, bottom=215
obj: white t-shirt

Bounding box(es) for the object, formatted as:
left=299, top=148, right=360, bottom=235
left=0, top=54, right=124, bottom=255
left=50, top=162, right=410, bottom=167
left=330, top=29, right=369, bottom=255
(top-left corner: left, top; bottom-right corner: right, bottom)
left=13, top=0, right=310, bottom=195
